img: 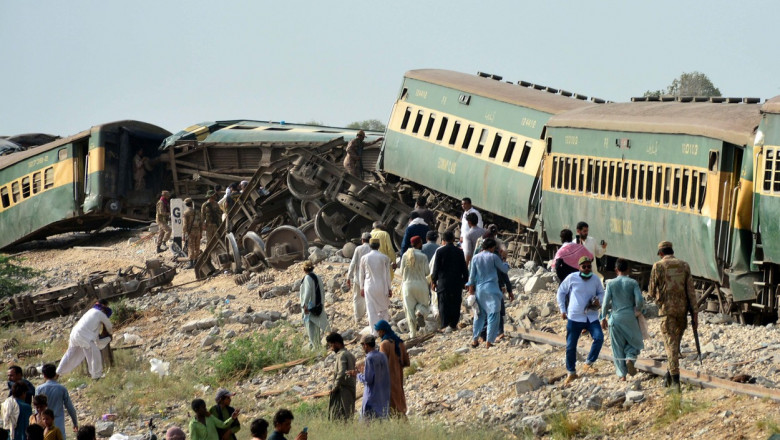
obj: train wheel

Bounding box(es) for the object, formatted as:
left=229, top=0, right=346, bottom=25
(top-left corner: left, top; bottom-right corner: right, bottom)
left=344, top=215, right=373, bottom=243
left=299, top=220, right=319, bottom=245
left=287, top=171, right=324, bottom=201
left=265, top=225, right=309, bottom=270
left=301, top=199, right=324, bottom=222
left=226, top=233, right=243, bottom=274
left=241, top=231, right=268, bottom=271
left=314, top=202, right=353, bottom=246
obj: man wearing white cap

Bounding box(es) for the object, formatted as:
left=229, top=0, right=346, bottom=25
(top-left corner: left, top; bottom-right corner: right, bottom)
left=347, top=232, right=372, bottom=323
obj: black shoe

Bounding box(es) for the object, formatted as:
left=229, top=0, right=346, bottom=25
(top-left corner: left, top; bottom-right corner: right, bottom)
left=663, top=371, right=672, bottom=387
left=671, top=374, right=681, bottom=392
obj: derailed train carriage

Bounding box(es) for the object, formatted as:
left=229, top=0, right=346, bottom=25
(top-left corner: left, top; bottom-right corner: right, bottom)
left=379, top=68, right=780, bottom=322
left=0, top=121, right=171, bottom=250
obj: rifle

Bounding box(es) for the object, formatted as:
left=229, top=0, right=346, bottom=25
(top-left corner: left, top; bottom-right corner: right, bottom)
left=684, top=284, right=702, bottom=366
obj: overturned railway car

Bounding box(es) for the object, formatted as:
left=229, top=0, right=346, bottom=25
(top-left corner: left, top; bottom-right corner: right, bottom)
left=0, top=121, right=171, bottom=249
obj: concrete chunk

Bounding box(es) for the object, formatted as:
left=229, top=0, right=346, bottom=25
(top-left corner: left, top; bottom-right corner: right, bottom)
left=515, top=373, right=543, bottom=394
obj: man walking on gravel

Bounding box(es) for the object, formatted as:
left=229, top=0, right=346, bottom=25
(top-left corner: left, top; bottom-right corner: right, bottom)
left=346, top=233, right=372, bottom=324
left=430, top=231, right=469, bottom=330
left=400, top=236, right=430, bottom=338
left=201, top=190, right=221, bottom=245
left=182, top=198, right=203, bottom=269
left=325, top=332, right=356, bottom=421
left=557, top=256, right=605, bottom=386
left=35, top=365, right=77, bottom=440
left=648, top=241, right=697, bottom=392
left=299, top=261, right=329, bottom=349
left=156, top=190, right=172, bottom=253
left=359, top=238, right=392, bottom=333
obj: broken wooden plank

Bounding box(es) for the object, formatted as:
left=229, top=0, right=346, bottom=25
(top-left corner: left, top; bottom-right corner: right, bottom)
left=262, top=356, right=314, bottom=372
left=72, top=246, right=113, bottom=251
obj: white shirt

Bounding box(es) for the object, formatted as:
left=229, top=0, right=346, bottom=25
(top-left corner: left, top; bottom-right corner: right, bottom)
left=348, top=243, right=371, bottom=284
left=70, top=308, right=112, bottom=348
left=359, top=250, right=392, bottom=311
left=460, top=207, right=483, bottom=239
left=581, top=236, right=606, bottom=259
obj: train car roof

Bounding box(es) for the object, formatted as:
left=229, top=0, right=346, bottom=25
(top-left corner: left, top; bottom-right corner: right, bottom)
left=405, top=69, right=595, bottom=114
left=0, top=121, right=170, bottom=170
left=546, top=101, right=762, bottom=146
left=762, top=95, right=780, bottom=114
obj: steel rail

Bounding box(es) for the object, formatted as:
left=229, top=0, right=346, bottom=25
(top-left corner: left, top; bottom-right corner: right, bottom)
left=516, top=328, right=780, bottom=402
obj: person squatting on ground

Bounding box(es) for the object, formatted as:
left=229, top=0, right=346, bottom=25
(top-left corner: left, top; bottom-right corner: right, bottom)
left=557, top=256, right=605, bottom=386
left=359, top=239, right=392, bottom=334
left=429, top=231, right=469, bottom=330
left=35, top=365, right=77, bottom=440
left=467, top=238, right=509, bottom=348
left=183, top=198, right=203, bottom=269
left=267, top=409, right=306, bottom=440
left=346, top=233, right=372, bottom=324
left=400, top=212, right=429, bottom=257
left=201, top=190, right=221, bottom=246
left=374, top=320, right=410, bottom=417
left=188, top=398, right=239, bottom=440
left=600, top=258, right=644, bottom=381
left=156, top=191, right=172, bottom=253
left=348, top=335, right=390, bottom=421
left=209, top=389, right=240, bottom=440
left=325, top=332, right=356, bottom=422
left=400, top=236, right=430, bottom=338
left=648, top=241, right=697, bottom=392
left=551, top=229, right=593, bottom=283
left=299, top=261, right=329, bottom=350
left=56, top=301, right=112, bottom=380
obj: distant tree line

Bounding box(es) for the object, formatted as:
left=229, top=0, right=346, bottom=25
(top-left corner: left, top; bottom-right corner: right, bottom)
left=644, top=71, right=722, bottom=98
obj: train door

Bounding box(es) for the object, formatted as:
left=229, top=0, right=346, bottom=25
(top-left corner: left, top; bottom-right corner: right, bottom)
left=72, top=139, right=88, bottom=213
left=717, top=143, right=744, bottom=267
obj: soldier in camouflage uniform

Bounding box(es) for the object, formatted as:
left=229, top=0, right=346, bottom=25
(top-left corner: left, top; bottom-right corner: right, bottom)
left=647, top=241, right=698, bottom=392
left=156, top=190, right=172, bottom=253
left=201, top=190, right=221, bottom=245
left=182, top=198, right=203, bottom=269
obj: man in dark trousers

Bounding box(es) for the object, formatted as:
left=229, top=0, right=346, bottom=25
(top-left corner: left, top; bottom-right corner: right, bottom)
left=430, top=230, right=469, bottom=330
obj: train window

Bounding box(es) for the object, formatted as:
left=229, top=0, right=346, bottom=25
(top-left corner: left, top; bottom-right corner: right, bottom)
left=400, top=107, right=411, bottom=130
left=412, top=111, right=423, bottom=134
left=475, top=129, right=488, bottom=155
left=578, top=159, right=586, bottom=192
left=557, top=156, right=565, bottom=189
left=11, top=182, right=20, bottom=203
left=681, top=169, right=690, bottom=208
left=44, top=167, right=54, bottom=189
left=708, top=151, right=719, bottom=172
left=32, top=172, right=41, bottom=194
left=563, top=158, right=571, bottom=190
left=621, top=164, right=629, bottom=198
left=462, top=125, right=474, bottom=150
left=629, top=164, right=638, bottom=200
left=489, top=133, right=502, bottom=159
left=637, top=165, right=645, bottom=201
left=654, top=166, right=663, bottom=204
left=607, top=161, right=615, bottom=196
left=600, top=161, right=608, bottom=195
left=423, top=114, right=435, bottom=137
left=775, top=151, right=780, bottom=192
left=0, top=186, right=8, bottom=208
left=551, top=157, right=559, bottom=189
left=586, top=159, right=594, bottom=193
left=593, top=160, right=601, bottom=194
left=690, top=172, right=699, bottom=209
left=764, top=149, right=774, bottom=192
left=672, top=168, right=681, bottom=206
left=698, top=172, right=707, bottom=211
left=436, top=117, right=448, bottom=142
left=449, top=121, right=461, bottom=146
left=663, top=167, right=672, bottom=205
left=503, top=138, right=516, bottom=163
left=517, top=142, right=532, bottom=168
left=570, top=159, right=578, bottom=192
left=58, top=149, right=67, bottom=161
left=614, top=162, right=622, bottom=198
left=21, top=177, right=30, bottom=199
left=400, top=88, right=408, bottom=100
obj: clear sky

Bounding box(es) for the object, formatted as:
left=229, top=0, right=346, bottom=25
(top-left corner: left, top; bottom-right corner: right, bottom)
left=2, top=0, right=779, bottom=136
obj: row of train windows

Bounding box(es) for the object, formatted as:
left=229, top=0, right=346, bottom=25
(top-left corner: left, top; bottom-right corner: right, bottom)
left=550, top=156, right=707, bottom=211
left=0, top=167, right=55, bottom=208
left=399, top=106, right=533, bottom=168
left=762, top=148, right=780, bottom=192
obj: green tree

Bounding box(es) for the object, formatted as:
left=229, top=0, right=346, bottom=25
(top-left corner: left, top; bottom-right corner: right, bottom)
left=0, top=255, right=39, bottom=298
left=346, top=119, right=386, bottom=132
left=643, top=71, right=722, bottom=98
left=303, top=120, right=325, bottom=126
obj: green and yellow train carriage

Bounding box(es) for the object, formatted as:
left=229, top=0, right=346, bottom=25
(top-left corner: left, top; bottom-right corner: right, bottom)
left=752, top=96, right=780, bottom=315
left=542, top=100, right=762, bottom=315
left=380, top=69, right=592, bottom=227
left=0, top=121, right=170, bottom=250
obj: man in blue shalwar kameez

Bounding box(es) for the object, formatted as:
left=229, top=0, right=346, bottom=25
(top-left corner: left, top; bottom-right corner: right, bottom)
left=349, top=335, right=390, bottom=421
left=600, top=259, right=644, bottom=380
left=466, top=238, right=509, bottom=348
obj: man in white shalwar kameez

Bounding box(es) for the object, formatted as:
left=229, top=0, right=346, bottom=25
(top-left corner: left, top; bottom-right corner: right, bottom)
left=576, top=221, right=608, bottom=282
left=400, top=236, right=430, bottom=338
left=300, top=260, right=330, bottom=349
left=347, top=232, right=373, bottom=324
left=57, top=301, right=113, bottom=379
left=360, top=239, right=392, bottom=335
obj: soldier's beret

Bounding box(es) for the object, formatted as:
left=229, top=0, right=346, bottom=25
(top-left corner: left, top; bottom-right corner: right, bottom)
left=658, top=241, right=673, bottom=250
